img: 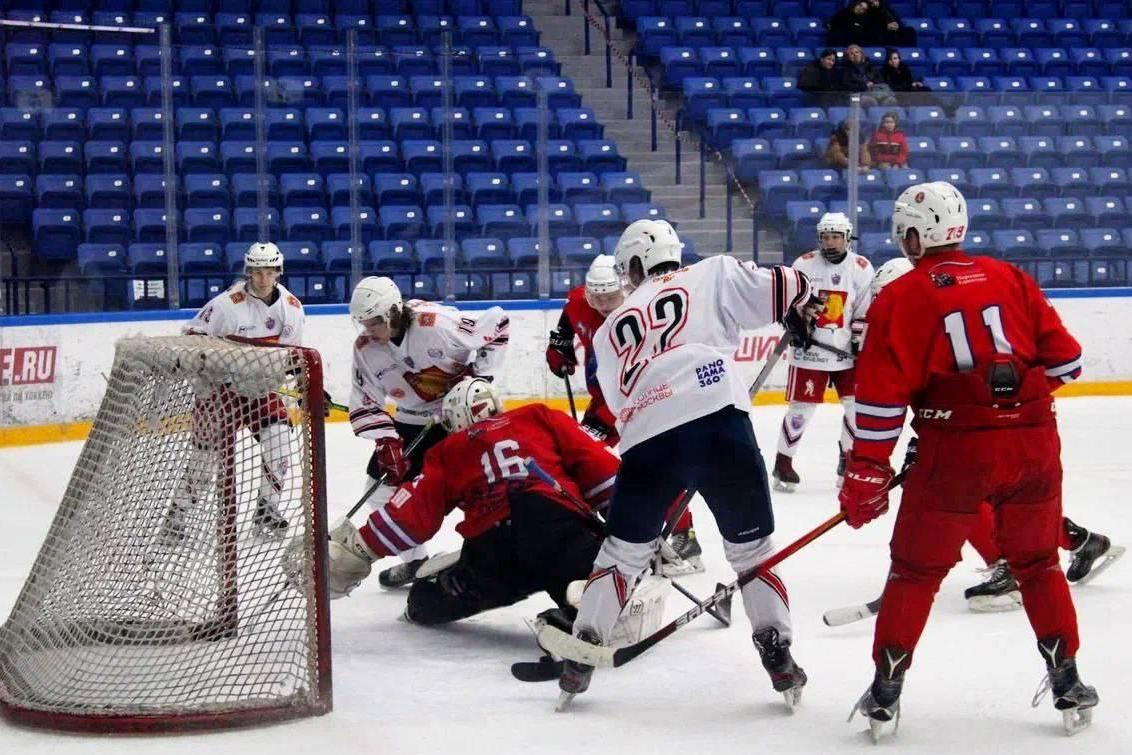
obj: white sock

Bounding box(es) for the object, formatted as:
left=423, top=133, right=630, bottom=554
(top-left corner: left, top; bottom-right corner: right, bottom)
left=724, top=537, right=792, bottom=642
left=840, top=397, right=856, bottom=455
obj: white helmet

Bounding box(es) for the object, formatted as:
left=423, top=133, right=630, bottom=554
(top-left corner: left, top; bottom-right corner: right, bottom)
left=613, top=219, right=683, bottom=281
left=350, top=276, right=402, bottom=324
left=244, top=241, right=283, bottom=272
left=441, top=376, right=502, bottom=433
left=892, top=181, right=968, bottom=259
left=584, top=254, right=624, bottom=316
left=816, top=211, right=853, bottom=262
left=870, top=257, right=914, bottom=298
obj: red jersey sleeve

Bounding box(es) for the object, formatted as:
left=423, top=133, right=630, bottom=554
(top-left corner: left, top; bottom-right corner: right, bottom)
left=359, top=452, right=455, bottom=559
left=537, top=404, right=619, bottom=509
left=1016, top=269, right=1083, bottom=390
left=851, top=277, right=935, bottom=464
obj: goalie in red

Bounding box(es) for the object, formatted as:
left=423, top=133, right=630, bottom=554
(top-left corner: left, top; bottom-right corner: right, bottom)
left=325, top=377, right=618, bottom=627
left=166, top=242, right=306, bottom=540
left=840, top=182, right=1098, bottom=738
left=547, top=254, right=704, bottom=575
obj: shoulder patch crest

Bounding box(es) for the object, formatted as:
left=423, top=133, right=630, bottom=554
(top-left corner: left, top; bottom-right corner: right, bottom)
left=229, top=291, right=246, bottom=304
left=287, top=294, right=301, bottom=308
left=801, top=252, right=816, bottom=260
left=856, top=256, right=869, bottom=269
left=417, top=312, right=437, bottom=327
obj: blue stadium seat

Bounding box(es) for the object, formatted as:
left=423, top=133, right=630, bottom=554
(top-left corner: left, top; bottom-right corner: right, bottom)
left=472, top=107, right=516, bottom=140
left=1055, top=136, right=1099, bottom=169
left=1011, top=19, right=1053, bottom=48
left=930, top=48, right=966, bottom=77
left=329, top=206, right=379, bottom=244
left=496, top=76, right=536, bottom=108
left=84, top=140, right=128, bottom=174
left=1035, top=229, right=1085, bottom=258
left=683, top=78, right=725, bottom=122
left=1082, top=197, right=1125, bottom=228
left=786, top=201, right=825, bottom=244
left=574, top=204, right=624, bottom=238
left=535, top=76, right=581, bottom=109
left=1007, top=167, right=1056, bottom=199
left=859, top=232, right=900, bottom=263
left=907, top=106, right=949, bottom=138
left=1001, top=198, right=1050, bottom=230
left=492, top=139, right=537, bottom=173
left=965, top=168, right=1011, bottom=200
left=491, top=271, right=536, bottom=299
left=84, top=174, right=130, bottom=210
left=0, top=174, right=32, bottom=222
left=525, top=203, right=577, bottom=239
left=705, top=108, right=753, bottom=148
left=83, top=209, right=129, bottom=246
left=219, top=141, right=258, bottom=176
left=939, top=18, right=978, bottom=48
left=433, top=106, right=475, bottom=139
left=0, top=108, right=39, bottom=142
left=421, top=173, right=468, bottom=206
left=789, top=18, right=825, bottom=48
left=176, top=141, right=219, bottom=175
left=427, top=205, right=477, bottom=240
left=232, top=207, right=281, bottom=243
left=978, top=136, right=1021, bottom=167
left=675, top=17, right=715, bottom=48
left=129, top=243, right=170, bottom=274
left=1017, top=136, right=1058, bottom=168
left=1089, top=167, right=1131, bottom=196
left=578, top=140, right=627, bottom=174
left=184, top=208, right=230, bottom=244
left=1094, top=135, right=1132, bottom=168
left=39, top=141, right=83, bottom=175
left=463, top=238, right=510, bottom=268
left=750, top=18, right=790, bottom=47
left=179, top=243, right=227, bottom=274
left=356, top=141, right=402, bottom=175
left=992, top=229, right=1038, bottom=258
left=1043, top=197, right=1091, bottom=230
left=368, top=240, right=417, bottom=273
left=558, top=172, right=604, bottom=206
left=182, top=174, right=228, bottom=209
left=963, top=229, right=997, bottom=257
left=732, top=139, right=774, bottom=180
left=508, top=237, right=547, bottom=268
left=175, top=108, right=218, bottom=143
left=1079, top=229, right=1125, bottom=258
left=1083, top=19, right=1122, bottom=49
left=77, top=243, right=127, bottom=275
left=967, top=198, right=1007, bottom=229
left=761, top=77, right=802, bottom=109
left=477, top=204, right=527, bottom=240
left=1086, top=258, right=1127, bottom=287
left=799, top=169, right=840, bottom=202
left=772, top=138, right=815, bottom=170
left=35, top=174, right=80, bottom=210
left=621, top=203, right=669, bottom=223
left=1033, top=259, right=1079, bottom=288
left=661, top=47, right=701, bottom=86
left=757, top=170, right=804, bottom=213
left=702, top=47, right=743, bottom=79
left=279, top=174, right=325, bottom=209
left=283, top=207, right=331, bottom=243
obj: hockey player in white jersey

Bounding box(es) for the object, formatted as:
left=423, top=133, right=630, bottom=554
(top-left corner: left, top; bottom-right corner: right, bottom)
left=559, top=219, right=820, bottom=706
left=167, top=242, right=306, bottom=540
left=773, top=212, right=874, bottom=492
left=348, top=276, right=510, bottom=587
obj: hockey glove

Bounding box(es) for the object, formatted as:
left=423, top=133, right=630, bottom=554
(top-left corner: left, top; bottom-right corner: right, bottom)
left=839, top=457, right=895, bottom=529
left=783, top=293, right=824, bottom=350
left=546, top=329, right=577, bottom=377
left=374, top=435, right=410, bottom=484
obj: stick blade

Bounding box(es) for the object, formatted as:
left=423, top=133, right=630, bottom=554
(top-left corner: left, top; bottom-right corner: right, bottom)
left=535, top=624, right=616, bottom=668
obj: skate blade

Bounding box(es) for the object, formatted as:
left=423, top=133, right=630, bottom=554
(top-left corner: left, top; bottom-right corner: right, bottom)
left=660, top=555, right=705, bottom=577
left=782, top=686, right=803, bottom=712
left=967, top=591, right=1023, bottom=613
left=1073, top=545, right=1125, bottom=586
left=772, top=479, right=796, bottom=493
left=1063, top=707, right=1093, bottom=736
left=555, top=690, right=576, bottom=713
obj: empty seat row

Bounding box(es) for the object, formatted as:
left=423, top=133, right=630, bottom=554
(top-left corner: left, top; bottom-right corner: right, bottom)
left=0, top=137, right=628, bottom=177
left=30, top=203, right=652, bottom=258
left=2, top=73, right=581, bottom=110
left=2, top=42, right=557, bottom=79
left=622, top=1, right=1130, bottom=23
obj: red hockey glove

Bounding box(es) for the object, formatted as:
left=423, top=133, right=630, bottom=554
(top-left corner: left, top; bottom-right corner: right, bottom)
left=546, top=330, right=577, bottom=378
left=839, top=457, right=895, bottom=529
left=374, top=435, right=410, bottom=483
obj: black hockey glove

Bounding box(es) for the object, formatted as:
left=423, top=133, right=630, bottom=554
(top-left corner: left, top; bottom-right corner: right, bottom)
left=899, top=436, right=918, bottom=477
left=783, top=293, right=823, bottom=350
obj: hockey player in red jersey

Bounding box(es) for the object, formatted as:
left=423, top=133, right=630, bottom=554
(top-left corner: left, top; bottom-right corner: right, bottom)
left=547, top=255, right=704, bottom=574
left=872, top=260, right=1124, bottom=613
left=325, top=377, right=618, bottom=625
left=841, top=181, right=1098, bottom=738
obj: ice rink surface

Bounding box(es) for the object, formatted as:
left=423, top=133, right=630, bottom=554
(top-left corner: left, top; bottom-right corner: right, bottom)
left=1, top=398, right=1128, bottom=754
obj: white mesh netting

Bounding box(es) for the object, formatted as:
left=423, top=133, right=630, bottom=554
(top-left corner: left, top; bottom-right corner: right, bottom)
left=0, top=336, right=330, bottom=731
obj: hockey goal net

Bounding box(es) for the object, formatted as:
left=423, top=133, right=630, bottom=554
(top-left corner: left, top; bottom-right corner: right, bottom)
left=0, top=336, right=331, bottom=732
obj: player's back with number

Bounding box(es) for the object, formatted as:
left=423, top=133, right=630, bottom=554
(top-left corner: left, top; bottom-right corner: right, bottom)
left=594, top=255, right=802, bottom=452
left=377, top=404, right=617, bottom=548
left=860, top=252, right=1081, bottom=411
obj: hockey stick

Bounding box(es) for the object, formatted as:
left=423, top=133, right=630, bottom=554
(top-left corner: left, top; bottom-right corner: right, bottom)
left=564, top=376, right=578, bottom=422
left=277, top=386, right=348, bottom=413
left=823, top=596, right=882, bottom=627
left=538, top=471, right=908, bottom=669
left=344, top=419, right=437, bottom=520
left=808, top=339, right=853, bottom=361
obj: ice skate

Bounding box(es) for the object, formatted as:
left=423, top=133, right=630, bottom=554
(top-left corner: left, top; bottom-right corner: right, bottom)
left=849, top=675, right=903, bottom=743
left=964, top=559, right=1022, bottom=612
left=252, top=498, right=288, bottom=540
left=662, top=527, right=705, bottom=576
left=556, top=628, right=601, bottom=712
left=772, top=453, right=799, bottom=493
left=1067, top=531, right=1124, bottom=585
left=1033, top=637, right=1098, bottom=736
left=752, top=627, right=807, bottom=710
left=378, top=557, right=427, bottom=588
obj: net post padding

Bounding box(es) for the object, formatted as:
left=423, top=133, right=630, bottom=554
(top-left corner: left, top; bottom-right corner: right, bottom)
left=0, top=336, right=331, bottom=732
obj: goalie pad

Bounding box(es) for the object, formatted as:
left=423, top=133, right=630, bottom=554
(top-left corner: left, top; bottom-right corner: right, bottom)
left=566, top=573, right=671, bottom=647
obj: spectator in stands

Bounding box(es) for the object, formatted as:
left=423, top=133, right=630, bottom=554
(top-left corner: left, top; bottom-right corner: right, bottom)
left=868, top=111, right=909, bottom=169
left=827, top=1, right=872, bottom=47
left=824, top=121, right=872, bottom=173
left=865, top=0, right=916, bottom=47
left=880, top=49, right=929, bottom=93
left=798, top=49, right=848, bottom=107
left=838, top=45, right=897, bottom=106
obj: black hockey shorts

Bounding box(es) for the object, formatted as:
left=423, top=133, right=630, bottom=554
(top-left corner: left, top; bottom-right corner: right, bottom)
left=404, top=491, right=603, bottom=626
left=365, top=420, right=448, bottom=481
left=605, top=406, right=775, bottom=545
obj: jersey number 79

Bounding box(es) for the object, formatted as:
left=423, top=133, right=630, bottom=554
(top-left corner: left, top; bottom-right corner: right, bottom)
left=609, top=288, right=690, bottom=396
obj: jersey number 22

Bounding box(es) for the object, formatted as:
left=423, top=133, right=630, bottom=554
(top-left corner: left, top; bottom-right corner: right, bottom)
left=610, top=288, right=689, bottom=395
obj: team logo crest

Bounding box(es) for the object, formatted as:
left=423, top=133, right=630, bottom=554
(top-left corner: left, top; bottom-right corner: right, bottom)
left=930, top=272, right=956, bottom=288
left=831, top=273, right=841, bottom=285
left=390, top=388, right=405, bottom=399
left=816, top=289, right=847, bottom=329
left=264, top=317, right=276, bottom=330
left=790, top=414, right=805, bottom=430
left=804, top=379, right=815, bottom=396
left=427, top=348, right=444, bottom=358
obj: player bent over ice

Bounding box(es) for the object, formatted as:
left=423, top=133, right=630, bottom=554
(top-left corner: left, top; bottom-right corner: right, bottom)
left=347, top=276, right=509, bottom=589
left=167, top=242, right=306, bottom=541
left=326, top=377, right=618, bottom=626
left=561, top=219, right=820, bottom=707
left=841, top=182, right=1098, bottom=739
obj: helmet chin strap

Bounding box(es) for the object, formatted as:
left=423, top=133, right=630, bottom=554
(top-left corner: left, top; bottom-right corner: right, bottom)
left=820, top=246, right=847, bottom=264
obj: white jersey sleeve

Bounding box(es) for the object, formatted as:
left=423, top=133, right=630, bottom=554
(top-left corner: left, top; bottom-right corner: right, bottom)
left=435, top=305, right=511, bottom=380
left=348, top=336, right=396, bottom=443
left=594, top=256, right=809, bottom=452
left=182, top=289, right=235, bottom=337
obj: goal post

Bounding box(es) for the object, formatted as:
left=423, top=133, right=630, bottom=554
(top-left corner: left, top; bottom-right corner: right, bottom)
left=0, top=336, right=331, bottom=732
